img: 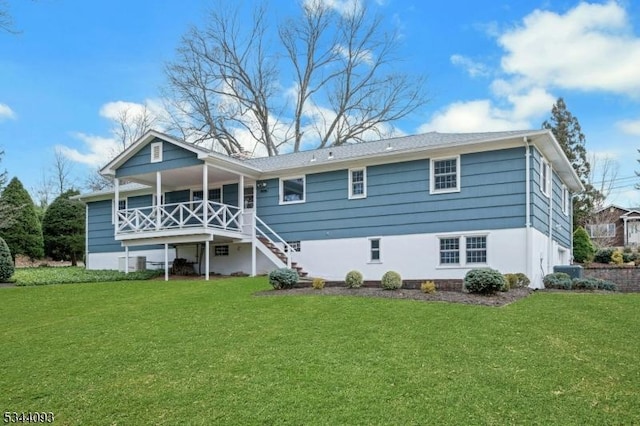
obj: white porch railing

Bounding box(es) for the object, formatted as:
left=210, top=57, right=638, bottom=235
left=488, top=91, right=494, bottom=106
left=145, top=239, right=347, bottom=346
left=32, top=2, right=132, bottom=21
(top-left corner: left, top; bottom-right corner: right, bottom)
left=253, top=214, right=295, bottom=268
left=116, top=201, right=242, bottom=234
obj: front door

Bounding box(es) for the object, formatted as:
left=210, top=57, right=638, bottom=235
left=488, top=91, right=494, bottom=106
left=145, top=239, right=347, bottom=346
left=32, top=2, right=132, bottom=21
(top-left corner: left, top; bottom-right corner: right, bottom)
left=628, top=220, right=640, bottom=246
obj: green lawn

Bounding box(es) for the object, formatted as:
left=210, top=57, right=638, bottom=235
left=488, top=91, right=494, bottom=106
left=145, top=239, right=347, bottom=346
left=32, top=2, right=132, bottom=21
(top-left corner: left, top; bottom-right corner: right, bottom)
left=1, top=278, right=638, bottom=425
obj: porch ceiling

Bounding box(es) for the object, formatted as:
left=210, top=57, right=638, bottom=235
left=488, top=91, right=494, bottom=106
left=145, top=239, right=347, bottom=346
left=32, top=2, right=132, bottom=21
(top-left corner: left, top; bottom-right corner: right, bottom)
left=125, top=165, right=248, bottom=190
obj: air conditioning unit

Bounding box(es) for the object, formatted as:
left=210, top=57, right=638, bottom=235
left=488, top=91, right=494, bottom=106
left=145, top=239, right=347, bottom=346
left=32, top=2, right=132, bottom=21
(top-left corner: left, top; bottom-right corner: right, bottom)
left=118, top=256, right=147, bottom=272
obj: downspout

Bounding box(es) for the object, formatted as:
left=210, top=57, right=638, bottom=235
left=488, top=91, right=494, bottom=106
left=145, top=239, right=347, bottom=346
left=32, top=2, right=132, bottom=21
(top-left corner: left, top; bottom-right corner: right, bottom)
left=524, top=138, right=532, bottom=285
left=548, top=164, right=554, bottom=274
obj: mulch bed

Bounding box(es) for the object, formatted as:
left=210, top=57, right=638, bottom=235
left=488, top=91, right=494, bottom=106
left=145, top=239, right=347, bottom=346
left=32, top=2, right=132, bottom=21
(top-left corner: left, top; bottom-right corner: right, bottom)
left=255, top=286, right=534, bottom=307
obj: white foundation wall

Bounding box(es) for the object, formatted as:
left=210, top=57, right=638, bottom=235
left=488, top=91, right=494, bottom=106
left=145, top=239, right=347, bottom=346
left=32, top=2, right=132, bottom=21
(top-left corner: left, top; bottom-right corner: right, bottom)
left=529, top=228, right=572, bottom=289
left=86, top=248, right=177, bottom=271
left=290, top=229, right=530, bottom=282
left=204, top=243, right=277, bottom=276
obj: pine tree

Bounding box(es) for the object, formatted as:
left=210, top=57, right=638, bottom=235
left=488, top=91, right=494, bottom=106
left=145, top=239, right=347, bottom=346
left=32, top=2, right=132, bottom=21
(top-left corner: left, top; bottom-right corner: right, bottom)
left=0, top=177, right=44, bottom=261
left=543, top=97, right=600, bottom=229
left=42, top=189, right=85, bottom=266
left=572, top=226, right=595, bottom=263
left=0, top=236, right=14, bottom=282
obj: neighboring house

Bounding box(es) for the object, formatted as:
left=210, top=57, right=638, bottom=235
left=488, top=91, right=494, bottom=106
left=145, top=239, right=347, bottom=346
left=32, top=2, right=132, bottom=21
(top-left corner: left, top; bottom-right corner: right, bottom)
left=74, top=129, right=583, bottom=288
left=587, top=205, right=640, bottom=247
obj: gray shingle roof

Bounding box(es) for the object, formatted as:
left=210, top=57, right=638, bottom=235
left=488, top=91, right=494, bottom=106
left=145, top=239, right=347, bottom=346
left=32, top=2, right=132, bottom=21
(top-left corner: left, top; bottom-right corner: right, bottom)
left=243, top=130, right=542, bottom=172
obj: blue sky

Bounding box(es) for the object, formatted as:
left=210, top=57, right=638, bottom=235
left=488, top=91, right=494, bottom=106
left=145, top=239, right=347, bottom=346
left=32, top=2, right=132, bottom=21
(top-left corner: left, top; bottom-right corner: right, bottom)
left=1, top=0, right=640, bottom=205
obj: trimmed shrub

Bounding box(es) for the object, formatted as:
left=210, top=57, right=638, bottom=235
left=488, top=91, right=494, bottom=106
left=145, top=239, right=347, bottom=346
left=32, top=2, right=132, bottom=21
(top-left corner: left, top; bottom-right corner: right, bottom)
left=381, top=271, right=402, bottom=290
left=622, top=250, right=636, bottom=263
left=596, top=280, right=617, bottom=292
left=611, top=250, right=623, bottom=265
left=420, top=281, right=436, bottom=294
left=464, top=268, right=505, bottom=295
left=571, top=277, right=617, bottom=291
left=0, top=236, right=14, bottom=282
left=345, top=270, right=364, bottom=288
left=268, top=268, right=299, bottom=289
left=594, top=248, right=614, bottom=264
left=312, top=278, right=325, bottom=290
left=572, top=227, right=595, bottom=263
left=571, top=277, right=599, bottom=290
left=543, top=272, right=572, bottom=289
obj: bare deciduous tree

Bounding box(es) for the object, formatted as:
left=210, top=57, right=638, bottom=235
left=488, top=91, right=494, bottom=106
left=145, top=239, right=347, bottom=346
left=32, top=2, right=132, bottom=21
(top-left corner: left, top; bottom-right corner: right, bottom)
left=52, top=147, right=74, bottom=195
left=0, top=0, right=16, bottom=34
left=113, top=104, right=158, bottom=151
left=164, top=0, right=427, bottom=156
left=588, top=153, right=619, bottom=210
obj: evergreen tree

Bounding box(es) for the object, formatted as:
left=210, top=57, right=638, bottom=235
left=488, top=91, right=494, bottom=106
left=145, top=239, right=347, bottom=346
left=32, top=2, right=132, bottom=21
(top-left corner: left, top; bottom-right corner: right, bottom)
left=572, top=226, right=595, bottom=263
left=543, top=97, right=600, bottom=229
left=0, top=177, right=44, bottom=261
left=0, top=236, right=14, bottom=282
left=42, top=189, right=85, bottom=266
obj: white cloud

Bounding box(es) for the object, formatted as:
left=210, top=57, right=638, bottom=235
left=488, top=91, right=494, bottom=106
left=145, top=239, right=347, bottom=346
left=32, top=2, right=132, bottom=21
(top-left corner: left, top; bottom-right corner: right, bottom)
left=450, top=54, right=490, bottom=78
left=617, top=118, right=640, bottom=136
left=499, top=1, right=640, bottom=96
left=0, top=103, right=16, bottom=121
left=99, top=99, right=169, bottom=128
left=304, top=0, right=362, bottom=17
left=419, top=88, right=554, bottom=133
left=419, top=100, right=528, bottom=133
left=56, top=133, right=120, bottom=167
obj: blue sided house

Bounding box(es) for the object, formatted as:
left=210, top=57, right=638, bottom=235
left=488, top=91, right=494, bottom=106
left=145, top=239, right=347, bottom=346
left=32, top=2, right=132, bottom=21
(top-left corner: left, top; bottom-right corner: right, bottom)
left=75, top=129, right=583, bottom=288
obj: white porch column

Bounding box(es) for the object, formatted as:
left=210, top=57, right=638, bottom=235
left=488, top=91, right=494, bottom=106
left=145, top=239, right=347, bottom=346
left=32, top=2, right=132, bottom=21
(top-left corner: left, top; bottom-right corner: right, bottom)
left=202, top=164, right=209, bottom=226
left=239, top=175, right=245, bottom=207
left=164, top=243, right=169, bottom=281
left=623, top=217, right=628, bottom=246
left=156, top=171, right=162, bottom=229
left=251, top=212, right=257, bottom=277
left=114, top=178, right=120, bottom=232
left=124, top=246, right=129, bottom=275
left=205, top=240, right=210, bottom=281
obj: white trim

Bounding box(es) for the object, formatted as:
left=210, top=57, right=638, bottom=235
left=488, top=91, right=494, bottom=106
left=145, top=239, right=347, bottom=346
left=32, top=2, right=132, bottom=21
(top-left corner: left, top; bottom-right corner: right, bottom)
left=348, top=167, right=367, bottom=199
left=191, top=187, right=223, bottom=204
left=430, top=155, right=461, bottom=194
left=150, top=142, right=163, bottom=163
left=279, top=175, right=306, bottom=205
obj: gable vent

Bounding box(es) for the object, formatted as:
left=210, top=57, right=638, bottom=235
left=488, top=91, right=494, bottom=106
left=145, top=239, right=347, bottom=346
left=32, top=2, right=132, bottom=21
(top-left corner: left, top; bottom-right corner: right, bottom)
left=150, top=142, right=163, bottom=163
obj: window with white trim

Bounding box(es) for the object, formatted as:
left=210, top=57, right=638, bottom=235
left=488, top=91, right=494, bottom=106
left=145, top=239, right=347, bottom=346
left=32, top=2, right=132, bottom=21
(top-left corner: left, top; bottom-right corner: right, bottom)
left=192, top=188, right=222, bottom=204
left=540, top=160, right=551, bottom=197
left=152, top=194, right=164, bottom=206
left=439, top=235, right=488, bottom=266
left=244, top=186, right=254, bottom=209
left=349, top=168, right=366, bottom=199
left=112, top=198, right=127, bottom=224
left=431, top=156, right=460, bottom=193
left=214, top=245, right=229, bottom=256
left=562, top=186, right=569, bottom=215
left=284, top=241, right=301, bottom=253
left=117, top=199, right=127, bottom=211
left=369, top=238, right=381, bottom=262
left=439, top=237, right=460, bottom=265
left=150, top=142, right=163, bottom=163
left=586, top=223, right=616, bottom=238
left=280, top=177, right=305, bottom=204
left=466, top=236, right=487, bottom=264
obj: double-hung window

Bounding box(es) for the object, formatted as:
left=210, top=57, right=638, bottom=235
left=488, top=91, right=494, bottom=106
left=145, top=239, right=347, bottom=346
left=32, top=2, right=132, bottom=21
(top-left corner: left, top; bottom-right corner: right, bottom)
left=349, top=168, right=367, bottom=199
left=431, top=156, right=460, bottom=193
left=439, top=237, right=460, bottom=265
left=192, top=188, right=222, bottom=204
left=369, top=238, right=381, bottom=262
left=280, top=177, right=305, bottom=204
left=540, top=160, right=551, bottom=197
left=562, top=186, right=569, bottom=215
left=466, top=236, right=487, bottom=264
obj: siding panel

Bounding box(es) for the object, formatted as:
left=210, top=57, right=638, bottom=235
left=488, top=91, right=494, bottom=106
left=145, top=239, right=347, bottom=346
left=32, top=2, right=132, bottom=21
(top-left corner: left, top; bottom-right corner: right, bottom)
left=256, top=148, right=528, bottom=241
left=116, top=138, right=202, bottom=178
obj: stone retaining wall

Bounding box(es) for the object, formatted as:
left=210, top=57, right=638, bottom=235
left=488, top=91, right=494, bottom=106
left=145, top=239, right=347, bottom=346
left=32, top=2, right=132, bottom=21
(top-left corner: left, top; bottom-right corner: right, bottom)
left=583, top=267, right=640, bottom=292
